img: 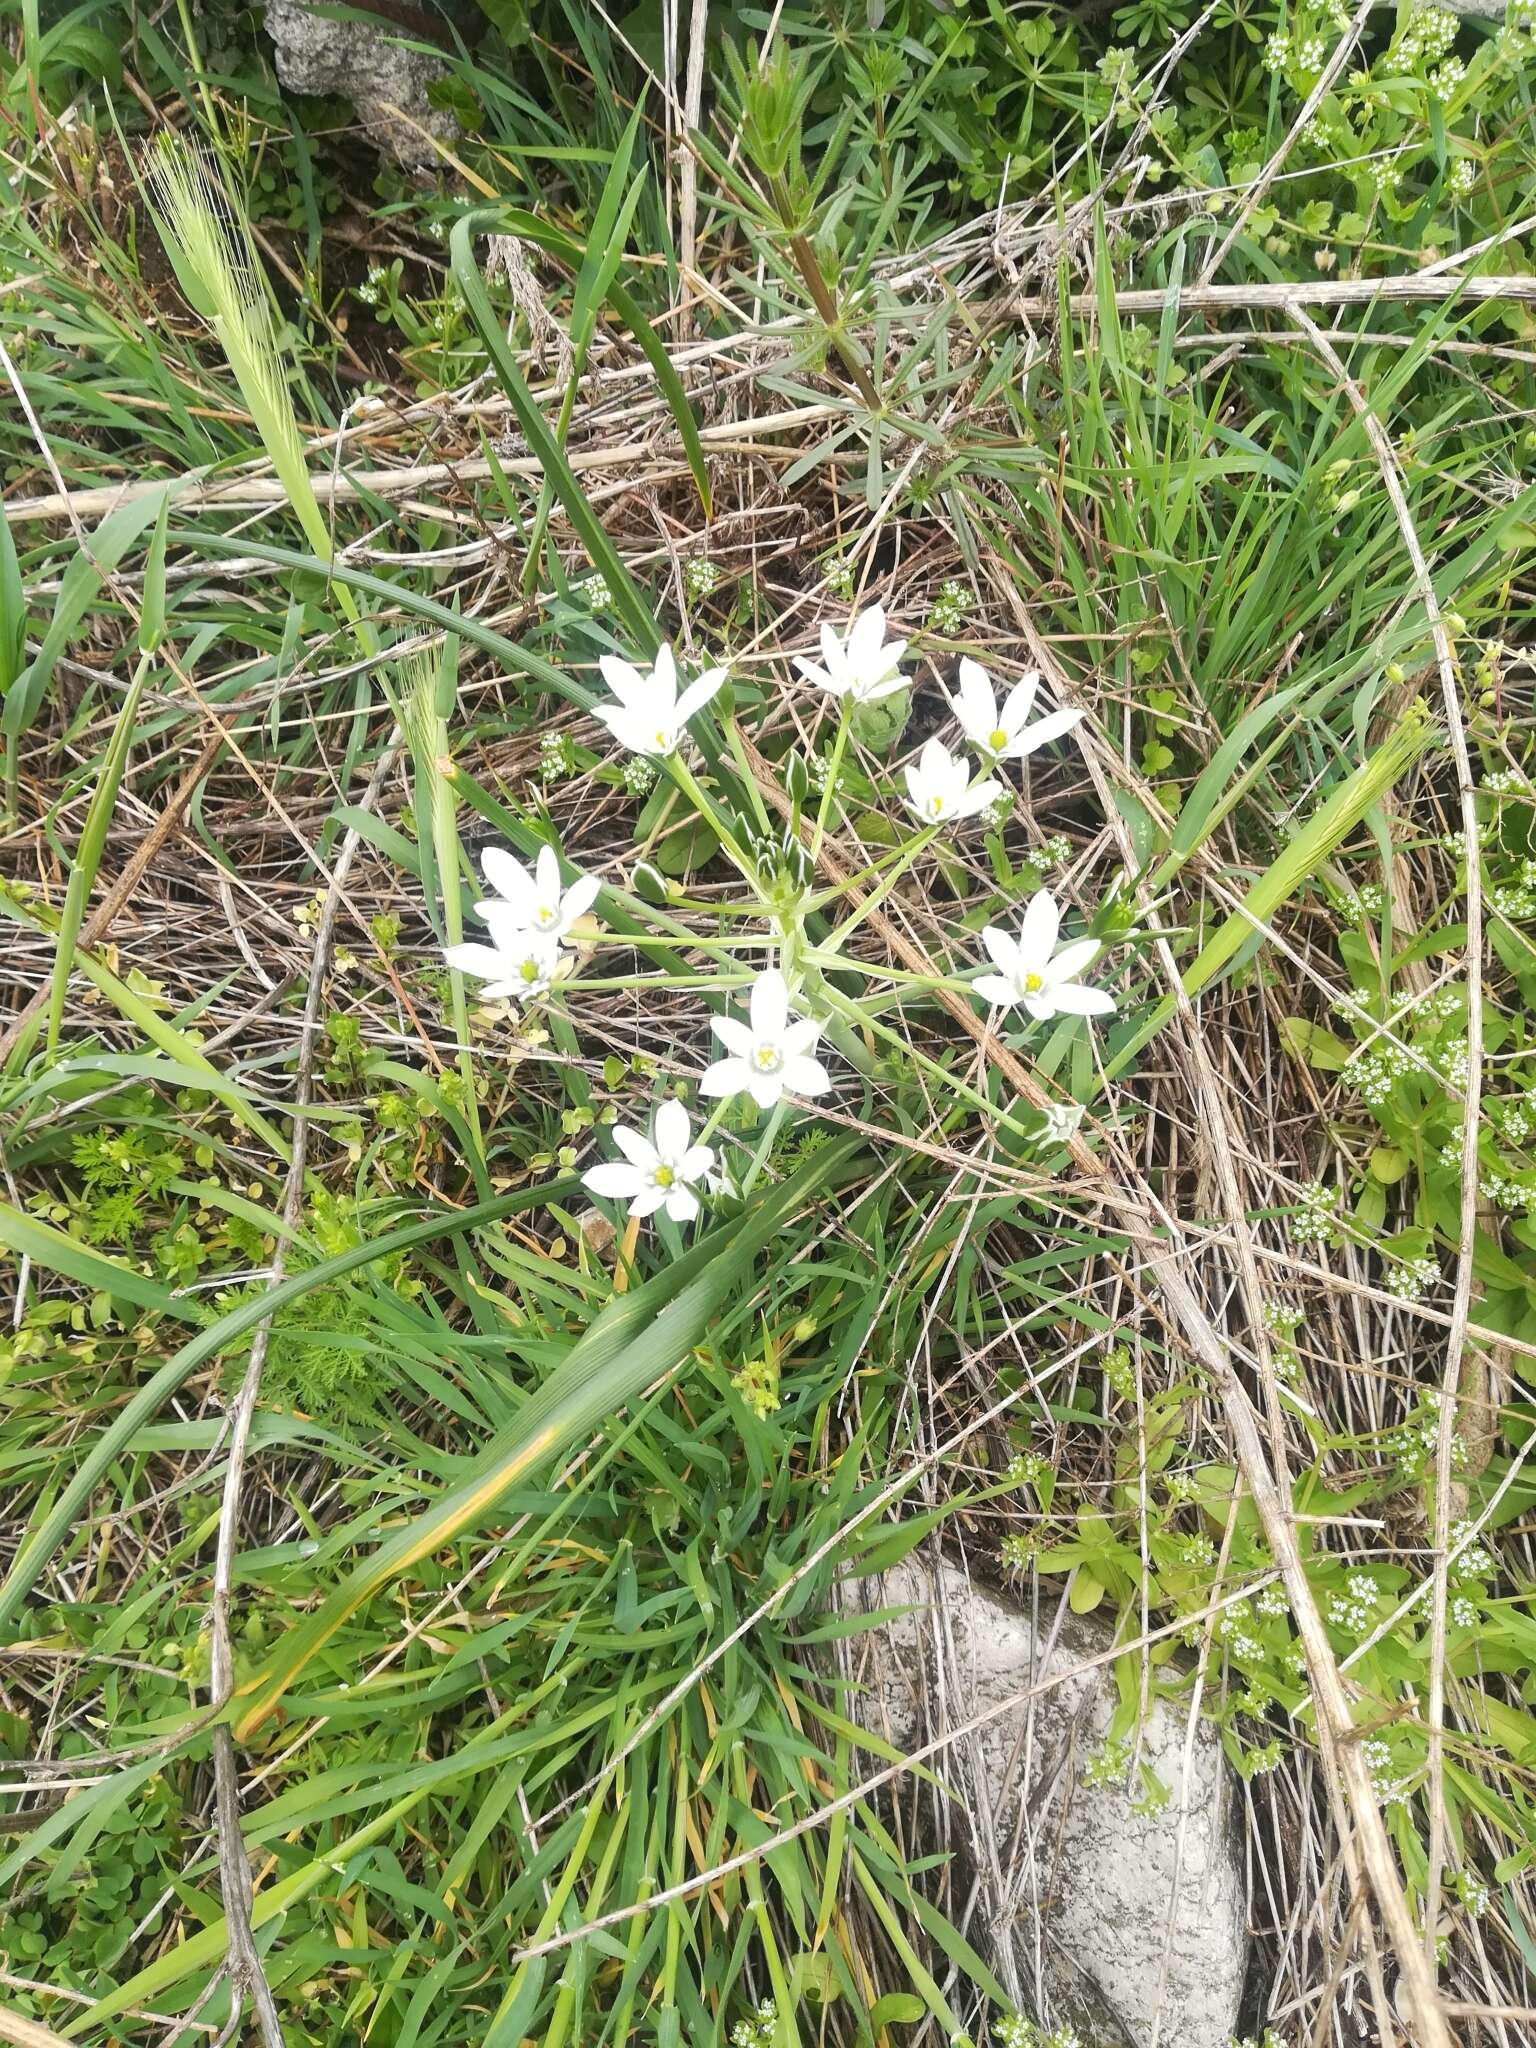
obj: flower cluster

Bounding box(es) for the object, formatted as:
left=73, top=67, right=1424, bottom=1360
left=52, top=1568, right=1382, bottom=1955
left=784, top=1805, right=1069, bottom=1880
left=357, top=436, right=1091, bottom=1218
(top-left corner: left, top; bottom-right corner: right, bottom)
left=1386, top=1250, right=1439, bottom=1302
left=995, top=2018, right=1081, bottom=2048
left=1290, top=1179, right=1344, bottom=1248
left=445, top=844, right=599, bottom=1007
left=443, top=607, right=1116, bottom=1241
left=1364, top=1735, right=1416, bottom=1808
left=1390, top=2, right=1460, bottom=69
left=1344, top=1040, right=1416, bottom=1108
left=1327, top=1569, right=1381, bottom=1634
left=729, top=2000, right=778, bottom=2048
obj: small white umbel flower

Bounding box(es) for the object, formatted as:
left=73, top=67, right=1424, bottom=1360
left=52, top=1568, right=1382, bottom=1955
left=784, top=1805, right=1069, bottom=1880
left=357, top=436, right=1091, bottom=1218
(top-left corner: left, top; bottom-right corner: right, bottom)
left=974, top=890, right=1115, bottom=1021
left=948, top=657, right=1083, bottom=762
left=444, top=912, right=564, bottom=1005
left=701, top=968, right=831, bottom=1109
left=794, top=603, right=908, bottom=704
left=902, top=737, right=1004, bottom=826
left=592, top=643, right=727, bottom=756
left=475, top=842, right=598, bottom=941
left=582, top=1100, right=714, bottom=1223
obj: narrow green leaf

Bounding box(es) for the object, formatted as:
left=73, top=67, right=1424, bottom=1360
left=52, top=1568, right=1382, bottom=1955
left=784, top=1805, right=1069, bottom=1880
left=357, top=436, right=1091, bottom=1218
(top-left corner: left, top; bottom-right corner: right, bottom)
left=0, top=1186, right=578, bottom=1631
left=231, top=1140, right=862, bottom=1736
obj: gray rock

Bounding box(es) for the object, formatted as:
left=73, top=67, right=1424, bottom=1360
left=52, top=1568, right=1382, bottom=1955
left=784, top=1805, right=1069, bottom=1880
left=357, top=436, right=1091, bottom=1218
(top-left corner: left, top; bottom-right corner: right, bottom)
left=264, top=1, right=457, bottom=164
left=839, top=1556, right=1247, bottom=2048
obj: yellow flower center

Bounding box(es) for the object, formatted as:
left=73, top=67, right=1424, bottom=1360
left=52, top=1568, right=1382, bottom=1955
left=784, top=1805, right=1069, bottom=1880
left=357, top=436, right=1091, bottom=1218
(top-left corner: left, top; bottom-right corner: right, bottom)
left=535, top=904, right=557, bottom=927
left=989, top=728, right=1009, bottom=751
left=519, top=958, right=541, bottom=984
left=928, top=796, right=945, bottom=816
left=1023, top=972, right=1044, bottom=992
left=654, top=1164, right=675, bottom=1188
left=654, top=729, right=669, bottom=748
left=754, top=1044, right=783, bottom=1072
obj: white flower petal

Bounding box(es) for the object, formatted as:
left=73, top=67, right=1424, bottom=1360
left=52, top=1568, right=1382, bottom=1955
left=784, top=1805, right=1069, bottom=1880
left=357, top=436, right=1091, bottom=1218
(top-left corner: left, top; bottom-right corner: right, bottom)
left=533, top=844, right=561, bottom=901
left=711, top=1015, right=755, bottom=1058
left=653, top=1098, right=691, bottom=1159
left=1043, top=936, right=1101, bottom=984
left=597, top=654, right=652, bottom=706
left=1019, top=889, right=1061, bottom=968
left=560, top=874, right=601, bottom=925
left=748, top=1072, right=787, bottom=1108
left=1046, top=982, right=1117, bottom=1017
left=848, top=604, right=885, bottom=664
left=629, top=1184, right=669, bottom=1218
left=584, top=1161, right=648, bottom=1199
left=859, top=671, right=908, bottom=703
left=955, top=656, right=996, bottom=725
left=481, top=846, right=532, bottom=906
left=955, top=778, right=1004, bottom=818
left=612, top=1125, right=660, bottom=1171
left=973, top=973, right=1020, bottom=1008
left=444, top=942, right=512, bottom=980
left=1000, top=673, right=1041, bottom=732
left=664, top=1185, right=701, bottom=1223
left=675, top=668, right=728, bottom=723
left=781, top=1018, right=822, bottom=1059
left=750, top=968, right=790, bottom=1040
left=982, top=925, right=1021, bottom=976
left=680, top=1144, right=715, bottom=1180
left=700, top=1054, right=755, bottom=1099
left=1009, top=706, right=1084, bottom=757
left=781, top=1053, right=830, bottom=1097
left=651, top=644, right=678, bottom=696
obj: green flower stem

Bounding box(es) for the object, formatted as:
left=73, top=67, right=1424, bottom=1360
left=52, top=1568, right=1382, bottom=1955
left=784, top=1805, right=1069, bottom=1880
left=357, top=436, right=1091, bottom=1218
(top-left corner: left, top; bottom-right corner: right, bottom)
left=740, top=1100, right=790, bottom=1195
left=723, top=714, right=774, bottom=836
left=819, top=824, right=941, bottom=955
left=802, top=948, right=972, bottom=994
left=665, top=753, right=755, bottom=878
left=810, top=709, right=852, bottom=862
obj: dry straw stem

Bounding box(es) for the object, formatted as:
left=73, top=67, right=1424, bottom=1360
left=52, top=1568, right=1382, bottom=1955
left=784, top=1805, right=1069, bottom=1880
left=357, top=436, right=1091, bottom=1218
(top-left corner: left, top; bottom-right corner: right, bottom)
left=0, top=404, right=842, bottom=525
left=0, top=2009, right=73, bottom=2048
left=1287, top=304, right=1486, bottom=1985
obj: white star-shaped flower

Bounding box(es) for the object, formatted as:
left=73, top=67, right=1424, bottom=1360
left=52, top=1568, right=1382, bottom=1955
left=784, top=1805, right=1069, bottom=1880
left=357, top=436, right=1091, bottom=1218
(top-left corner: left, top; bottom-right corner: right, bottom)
left=475, top=842, right=598, bottom=941
left=948, top=657, right=1083, bottom=762
left=902, top=737, right=1004, bottom=826
left=974, top=890, right=1115, bottom=1021
left=700, top=968, right=831, bottom=1109
left=444, top=913, right=564, bottom=1005
left=582, top=1099, right=714, bottom=1223
left=794, top=603, right=908, bottom=704
left=592, top=643, right=727, bottom=757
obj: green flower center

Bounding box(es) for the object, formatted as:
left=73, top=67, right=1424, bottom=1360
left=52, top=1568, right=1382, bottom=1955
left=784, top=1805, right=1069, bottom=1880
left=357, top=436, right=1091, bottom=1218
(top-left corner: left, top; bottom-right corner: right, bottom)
left=653, top=1164, right=675, bottom=1189
left=989, top=728, right=1009, bottom=751
left=519, top=958, right=541, bottom=984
